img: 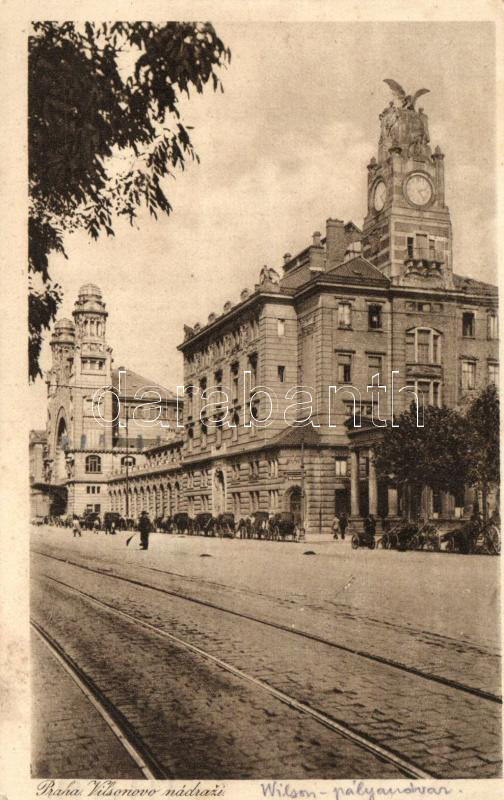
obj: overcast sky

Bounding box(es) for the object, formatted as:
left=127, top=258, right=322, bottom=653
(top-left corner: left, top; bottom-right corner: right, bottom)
left=29, top=20, right=496, bottom=427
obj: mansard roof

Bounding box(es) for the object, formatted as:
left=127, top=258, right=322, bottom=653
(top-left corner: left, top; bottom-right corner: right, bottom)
left=453, top=273, right=498, bottom=298
left=112, top=367, right=178, bottom=402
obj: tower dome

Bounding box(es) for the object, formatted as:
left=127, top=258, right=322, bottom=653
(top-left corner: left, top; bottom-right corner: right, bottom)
left=77, top=283, right=102, bottom=301
left=54, top=318, right=75, bottom=331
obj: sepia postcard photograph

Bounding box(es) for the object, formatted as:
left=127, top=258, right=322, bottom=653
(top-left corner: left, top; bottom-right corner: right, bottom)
left=0, top=2, right=503, bottom=799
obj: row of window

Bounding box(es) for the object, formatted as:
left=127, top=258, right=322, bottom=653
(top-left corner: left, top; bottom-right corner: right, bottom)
left=86, top=485, right=101, bottom=494
left=462, top=361, right=499, bottom=390
left=337, top=303, right=382, bottom=330
left=336, top=303, right=498, bottom=340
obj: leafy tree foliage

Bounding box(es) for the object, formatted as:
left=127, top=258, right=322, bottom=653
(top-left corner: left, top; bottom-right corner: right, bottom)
left=374, top=402, right=471, bottom=498
left=29, top=21, right=231, bottom=380
left=465, top=384, right=499, bottom=515
left=374, top=387, right=499, bottom=518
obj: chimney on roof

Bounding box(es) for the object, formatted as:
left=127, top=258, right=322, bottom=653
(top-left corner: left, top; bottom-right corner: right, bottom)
left=325, top=218, right=346, bottom=267
left=312, top=231, right=322, bottom=247
left=283, top=252, right=292, bottom=265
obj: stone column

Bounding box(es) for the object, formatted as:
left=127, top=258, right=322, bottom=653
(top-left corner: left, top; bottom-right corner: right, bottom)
left=350, top=449, right=360, bottom=517
left=387, top=486, right=398, bottom=516
left=368, top=448, right=378, bottom=516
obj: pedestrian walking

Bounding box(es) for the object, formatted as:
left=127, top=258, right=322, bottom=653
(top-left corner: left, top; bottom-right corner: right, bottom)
left=138, top=510, right=152, bottom=550
left=72, top=516, right=82, bottom=537
left=339, top=511, right=349, bottom=540
left=93, top=517, right=100, bottom=534
left=332, top=514, right=340, bottom=539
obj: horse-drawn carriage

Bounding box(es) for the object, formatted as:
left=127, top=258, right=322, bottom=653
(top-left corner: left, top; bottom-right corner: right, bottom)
left=379, top=519, right=441, bottom=551
left=270, top=511, right=304, bottom=541
left=441, top=518, right=500, bottom=555
left=237, top=510, right=304, bottom=541
left=172, top=512, right=192, bottom=534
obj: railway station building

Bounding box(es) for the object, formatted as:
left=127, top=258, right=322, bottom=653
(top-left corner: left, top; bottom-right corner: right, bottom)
left=34, top=89, right=499, bottom=532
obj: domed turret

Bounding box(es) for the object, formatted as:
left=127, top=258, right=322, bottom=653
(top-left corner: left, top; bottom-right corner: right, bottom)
left=73, top=283, right=108, bottom=342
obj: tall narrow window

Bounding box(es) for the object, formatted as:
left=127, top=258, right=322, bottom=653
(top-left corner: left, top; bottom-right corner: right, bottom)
left=488, top=362, right=499, bottom=385
left=488, top=312, right=498, bottom=340
left=417, top=330, right=430, bottom=363
left=461, top=361, right=476, bottom=390
left=462, top=312, right=475, bottom=338
left=336, top=353, right=352, bottom=383
left=277, top=319, right=285, bottom=337
left=367, top=355, right=382, bottom=384
left=368, top=305, right=382, bottom=330
left=278, top=365, right=285, bottom=383
left=407, top=237, right=414, bottom=258
left=338, top=302, right=352, bottom=328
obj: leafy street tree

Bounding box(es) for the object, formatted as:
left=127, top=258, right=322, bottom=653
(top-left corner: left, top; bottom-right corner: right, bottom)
left=464, top=383, right=500, bottom=519
left=374, top=387, right=500, bottom=520
left=373, top=402, right=472, bottom=518
left=29, top=21, right=231, bottom=380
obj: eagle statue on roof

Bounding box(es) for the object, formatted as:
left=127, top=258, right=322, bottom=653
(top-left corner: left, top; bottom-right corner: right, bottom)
left=383, top=79, right=430, bottom=110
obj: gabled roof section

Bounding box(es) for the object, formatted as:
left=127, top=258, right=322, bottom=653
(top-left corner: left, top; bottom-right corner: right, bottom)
left=269, top=425, right=321, bottom=448
left=453, top=273, right=498, bottom=297
left=112, top=367, right=178, bottom=402
left=326, top=256, right=390, bottom=285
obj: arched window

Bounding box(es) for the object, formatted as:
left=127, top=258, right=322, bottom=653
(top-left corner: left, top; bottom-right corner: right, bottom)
left=121, top=456, right=136, bottom=467
left=85, top=454, right=101, bottom=473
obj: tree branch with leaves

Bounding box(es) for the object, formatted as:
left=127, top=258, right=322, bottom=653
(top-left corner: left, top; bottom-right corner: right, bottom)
left=29, top=21, right=231, bottom=380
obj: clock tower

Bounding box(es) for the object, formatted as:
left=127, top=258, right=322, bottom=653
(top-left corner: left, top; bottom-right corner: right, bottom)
left=362, top=82, right=453, bottom=289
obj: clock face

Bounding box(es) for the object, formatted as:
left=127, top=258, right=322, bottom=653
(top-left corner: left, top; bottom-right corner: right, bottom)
left=373, top=180, right=386, bottom=211
left=406, top=174, right=433, bottom=206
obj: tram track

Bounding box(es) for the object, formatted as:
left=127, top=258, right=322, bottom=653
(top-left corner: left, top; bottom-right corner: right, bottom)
left=31, top=618, right=171, bottom=779
left=32, top=547, right=502, bottom=705
left=32, top=571, right=434, bottom=780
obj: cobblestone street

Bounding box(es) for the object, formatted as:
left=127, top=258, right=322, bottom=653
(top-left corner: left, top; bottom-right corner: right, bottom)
left=30, top=526, right=501, bottom=779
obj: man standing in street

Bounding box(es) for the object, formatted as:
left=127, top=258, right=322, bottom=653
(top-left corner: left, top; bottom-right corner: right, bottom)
left=139, top=510, right=152, bottom=550
left=72, top=516, right=82, bottom=538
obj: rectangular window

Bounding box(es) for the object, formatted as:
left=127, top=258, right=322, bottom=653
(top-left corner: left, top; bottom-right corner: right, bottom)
left=407, top=237, right=414, bottom=258
left=278, top=365, right=285, bottom=383
left=277, top=319, right=285, bottom=337
left=335, top=457, right=348, bottom=477
left=416, top=233, right=428, bottom=258
left=336, top=353, right=352, bottom=383
left=489, top=363, right=499, bottom=385
left=367, top=355, right=382, bottom=384
left=432, top=382, right=441, bottom=408
left=488, top=313, right=498, bottom=340
left=432, top=333, right=440, bottom=364
left=417, top=330, right=430, bottom=363
left=462, top=312, right=475, bottom=338
left=405, top=331, right=415, bottom=362
left=461, top=361, right=476, bottom=390
left=368, top=304, right=382, bottom=330
left=338, top=302, right=352, bottom=328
